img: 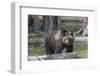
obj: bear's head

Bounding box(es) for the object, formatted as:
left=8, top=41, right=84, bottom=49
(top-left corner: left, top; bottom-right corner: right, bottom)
left=61, top=30, right=74, bottom=46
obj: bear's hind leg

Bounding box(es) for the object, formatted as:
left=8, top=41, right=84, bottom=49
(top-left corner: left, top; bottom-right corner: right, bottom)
left=46, top=47, right=55, bottom=55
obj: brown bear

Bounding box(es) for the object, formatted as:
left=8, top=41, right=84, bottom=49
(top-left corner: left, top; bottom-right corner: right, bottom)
left=45, top=30, right=74, bottom=55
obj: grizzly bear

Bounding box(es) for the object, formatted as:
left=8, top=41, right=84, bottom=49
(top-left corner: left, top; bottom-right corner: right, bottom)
left=45, top=30, right=74, bottom=55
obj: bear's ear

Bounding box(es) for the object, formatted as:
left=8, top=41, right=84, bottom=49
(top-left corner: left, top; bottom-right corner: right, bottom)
left=61, top=30, right=68, bottom=36
left=62, top=30, right=68, bottom=33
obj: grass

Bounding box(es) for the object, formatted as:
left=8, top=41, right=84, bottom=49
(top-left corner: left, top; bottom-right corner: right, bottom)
left=28, top=46, right=46, bottom=56
left=28, top=33, right=46, bottom=56
left=28, top=41, right=88, bottom=58
left=74, top=41, right=88, bottom=58
left=28, top=33, right=43, bottom=41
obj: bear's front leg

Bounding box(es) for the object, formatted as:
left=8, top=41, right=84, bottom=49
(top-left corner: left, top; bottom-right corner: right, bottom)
left=66, top=44, right=73, bottom=53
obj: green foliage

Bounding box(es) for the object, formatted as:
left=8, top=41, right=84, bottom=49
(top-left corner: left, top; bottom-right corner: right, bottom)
left=61, top=20, right=82, bottom=24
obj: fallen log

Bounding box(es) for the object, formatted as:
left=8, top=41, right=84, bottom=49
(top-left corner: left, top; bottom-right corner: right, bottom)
left=28, top=52, right=80, bottom=61
left=75, top=37, right=87, bottom=42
